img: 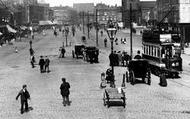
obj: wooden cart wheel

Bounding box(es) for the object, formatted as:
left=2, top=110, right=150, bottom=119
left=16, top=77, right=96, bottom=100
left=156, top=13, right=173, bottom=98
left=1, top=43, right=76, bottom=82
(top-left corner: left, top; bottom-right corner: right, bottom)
left=72, top=50, right=75, bottom=58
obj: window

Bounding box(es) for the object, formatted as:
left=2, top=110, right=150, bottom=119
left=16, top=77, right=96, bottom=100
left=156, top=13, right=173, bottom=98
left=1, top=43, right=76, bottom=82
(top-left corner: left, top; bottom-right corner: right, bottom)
left=157, top=47, right=160, bottom=57
left=154, top=47, right=157, bottom=57
left=148, top=46, right=150, bottom=55
left=146, top=46, right=148, bottom=55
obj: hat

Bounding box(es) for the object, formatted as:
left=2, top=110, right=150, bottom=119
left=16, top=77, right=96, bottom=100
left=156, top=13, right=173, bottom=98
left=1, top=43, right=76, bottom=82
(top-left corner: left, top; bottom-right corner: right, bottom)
left=23, top=84, right=27, bottom=88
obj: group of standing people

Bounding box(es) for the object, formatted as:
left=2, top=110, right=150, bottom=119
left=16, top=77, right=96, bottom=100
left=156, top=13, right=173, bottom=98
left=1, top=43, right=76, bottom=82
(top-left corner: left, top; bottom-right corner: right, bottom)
left=103, top=37, right=128, bottom=48
left=39, top=56, right=50, bottom=73
left=109, top=51, right=131, bottom=67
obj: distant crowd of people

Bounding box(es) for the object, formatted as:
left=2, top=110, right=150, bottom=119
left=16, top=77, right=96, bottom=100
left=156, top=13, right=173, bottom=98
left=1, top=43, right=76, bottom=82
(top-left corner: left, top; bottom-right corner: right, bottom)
left=109, top=50, right=142, bottom=67
left=104, top=37, right=128, bottom=48
left=109, top=51, right=131, bottom=67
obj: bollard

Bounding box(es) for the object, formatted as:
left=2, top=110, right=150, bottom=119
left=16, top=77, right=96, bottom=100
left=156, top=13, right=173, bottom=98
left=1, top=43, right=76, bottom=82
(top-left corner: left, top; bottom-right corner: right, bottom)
left=121, top=74, right=126, bottom=88
left=159, top=73, right=167, bottom=87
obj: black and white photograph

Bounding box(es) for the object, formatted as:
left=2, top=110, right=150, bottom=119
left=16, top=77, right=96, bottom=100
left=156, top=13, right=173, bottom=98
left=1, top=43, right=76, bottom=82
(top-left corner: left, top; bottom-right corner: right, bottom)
left=0, top=0, right=190, bottom=118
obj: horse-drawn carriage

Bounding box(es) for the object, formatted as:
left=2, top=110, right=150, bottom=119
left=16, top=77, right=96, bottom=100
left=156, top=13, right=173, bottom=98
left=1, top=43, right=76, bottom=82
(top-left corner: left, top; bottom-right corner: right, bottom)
left=84, top=46, right=99, bottom=63
left=72, top=44, right=85, bottom=59
left=127, top=59, right=151, bottom=85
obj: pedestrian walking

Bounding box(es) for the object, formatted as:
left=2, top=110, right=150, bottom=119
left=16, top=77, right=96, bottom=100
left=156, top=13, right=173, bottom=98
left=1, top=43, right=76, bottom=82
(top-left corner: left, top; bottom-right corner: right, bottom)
left=39, top=56, right=45, bottom=73
left=44, top=56, right=50, bottom=73
left=16, top=84, right=31, bottom=114
left=124, top=38, right=127, bottom=44
left=61, top=47, right=66, bottom=58
left=101, top=30, right=103, bottom=36
left=29, top=48, right=34, bottom=56
left=121, top=38, right=123, bottom=44
left=30, top=55, right=35, bottom=68
left=60, top=78, right=70, bottom=106
left=115, top=38, right=118, bottom=45
left=31, top=31, right=34, bottom=39
left=54, top=30, right=57, bottom=37
left=62, top=29, right=65, bottom=36
left=15, top=46, right=18, bottom=53
left=104, top=38, right=107, bottom=47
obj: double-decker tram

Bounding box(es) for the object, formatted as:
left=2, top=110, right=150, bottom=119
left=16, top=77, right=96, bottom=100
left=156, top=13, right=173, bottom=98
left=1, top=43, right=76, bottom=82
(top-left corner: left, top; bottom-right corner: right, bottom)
left=142, top=25, right=182, bottom=78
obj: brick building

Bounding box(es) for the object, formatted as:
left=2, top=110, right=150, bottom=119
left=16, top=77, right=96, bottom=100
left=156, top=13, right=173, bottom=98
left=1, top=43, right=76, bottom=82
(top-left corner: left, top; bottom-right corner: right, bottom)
left=95, top=3, right=122, bottom=26
left=140, top=1, right=156, bottom=26
left=73, top=3, right=94, bottom=13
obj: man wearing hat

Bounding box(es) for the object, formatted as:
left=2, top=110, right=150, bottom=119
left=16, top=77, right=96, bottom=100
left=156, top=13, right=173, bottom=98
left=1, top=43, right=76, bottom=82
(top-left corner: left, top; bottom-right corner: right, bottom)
left=16, top=85, right=30, bottom=114
left=60, top=78, right=70, bottom=106
left=39, top=56, right=45, bottom=73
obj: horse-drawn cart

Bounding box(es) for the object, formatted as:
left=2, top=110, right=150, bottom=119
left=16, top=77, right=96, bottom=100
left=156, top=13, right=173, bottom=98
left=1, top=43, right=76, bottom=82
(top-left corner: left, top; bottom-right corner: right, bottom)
left=72, top=44, right=85, bottom=59
left=128, top=59, right=151, bottom=85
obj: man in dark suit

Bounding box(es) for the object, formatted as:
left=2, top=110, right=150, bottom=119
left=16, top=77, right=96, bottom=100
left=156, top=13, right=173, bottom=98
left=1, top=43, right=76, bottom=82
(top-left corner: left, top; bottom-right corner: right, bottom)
left=44, top=56, right=50, bottom=72
left=16, top=85, right=30, bottom=114
left=134, top=50, right=142, bottom=59
left=39, top=56, right=45, bottom=73
left=60, top=78, right=70, bottom=106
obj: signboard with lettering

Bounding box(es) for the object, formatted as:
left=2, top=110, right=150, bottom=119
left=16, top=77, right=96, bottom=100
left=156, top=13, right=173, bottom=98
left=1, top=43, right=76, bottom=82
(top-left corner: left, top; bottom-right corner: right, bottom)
left=160, top=34, right=172, bottom=43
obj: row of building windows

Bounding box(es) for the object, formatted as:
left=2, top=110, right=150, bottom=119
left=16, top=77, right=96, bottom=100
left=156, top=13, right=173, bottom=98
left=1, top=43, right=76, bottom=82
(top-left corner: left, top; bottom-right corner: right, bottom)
left=98, top=17, right=117, bottom=21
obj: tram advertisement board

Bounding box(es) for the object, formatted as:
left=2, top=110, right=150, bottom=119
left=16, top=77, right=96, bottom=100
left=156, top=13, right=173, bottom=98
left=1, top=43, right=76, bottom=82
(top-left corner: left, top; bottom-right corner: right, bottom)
left=160, top=34, right=172, bottom=43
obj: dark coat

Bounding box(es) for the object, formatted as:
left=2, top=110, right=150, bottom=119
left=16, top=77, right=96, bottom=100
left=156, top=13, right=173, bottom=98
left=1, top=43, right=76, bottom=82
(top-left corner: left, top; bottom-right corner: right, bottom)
left=16, top=89, right=30, bottom=101
left=60, top=82, right=70, bottom=96
left=39, top=59, right=45, bottom=66
left=29, top=48, right=34, bottom=56
left=61, top=48, right=66, bottom=54
left=134, top=55, right=142, bottom=59
left=45, top=58, right=50, bottom=66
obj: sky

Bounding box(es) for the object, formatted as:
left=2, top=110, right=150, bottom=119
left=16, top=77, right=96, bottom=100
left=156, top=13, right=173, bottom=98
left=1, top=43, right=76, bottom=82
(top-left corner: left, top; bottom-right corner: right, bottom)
left=45, top=0, right=156, bottom=7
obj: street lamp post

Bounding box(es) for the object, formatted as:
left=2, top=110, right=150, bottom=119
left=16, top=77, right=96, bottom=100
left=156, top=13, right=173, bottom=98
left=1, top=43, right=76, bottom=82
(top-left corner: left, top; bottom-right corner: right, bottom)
left=65, top=28, right=69, bottom=47
left=107, top=22, right=117, bottom=87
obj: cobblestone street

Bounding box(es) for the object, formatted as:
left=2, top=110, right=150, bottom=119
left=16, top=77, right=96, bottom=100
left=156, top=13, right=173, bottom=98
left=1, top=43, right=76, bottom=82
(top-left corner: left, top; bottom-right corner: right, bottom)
left=0, top=28, right=190, bottom=119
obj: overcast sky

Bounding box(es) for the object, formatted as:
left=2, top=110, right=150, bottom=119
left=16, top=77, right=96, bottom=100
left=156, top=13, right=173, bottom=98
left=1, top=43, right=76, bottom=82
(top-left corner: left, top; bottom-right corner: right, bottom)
left=45, top=0, right=156, bottom=7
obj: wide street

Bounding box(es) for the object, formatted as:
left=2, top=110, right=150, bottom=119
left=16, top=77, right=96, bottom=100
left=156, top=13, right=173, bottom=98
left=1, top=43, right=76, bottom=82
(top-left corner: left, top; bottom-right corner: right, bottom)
left=0, top=27, right=190, bottom=119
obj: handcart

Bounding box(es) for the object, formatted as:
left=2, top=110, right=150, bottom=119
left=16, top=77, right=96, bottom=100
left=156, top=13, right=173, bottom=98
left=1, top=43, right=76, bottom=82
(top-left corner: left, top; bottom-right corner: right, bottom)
left=103, top=88, right=126, bottom=108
